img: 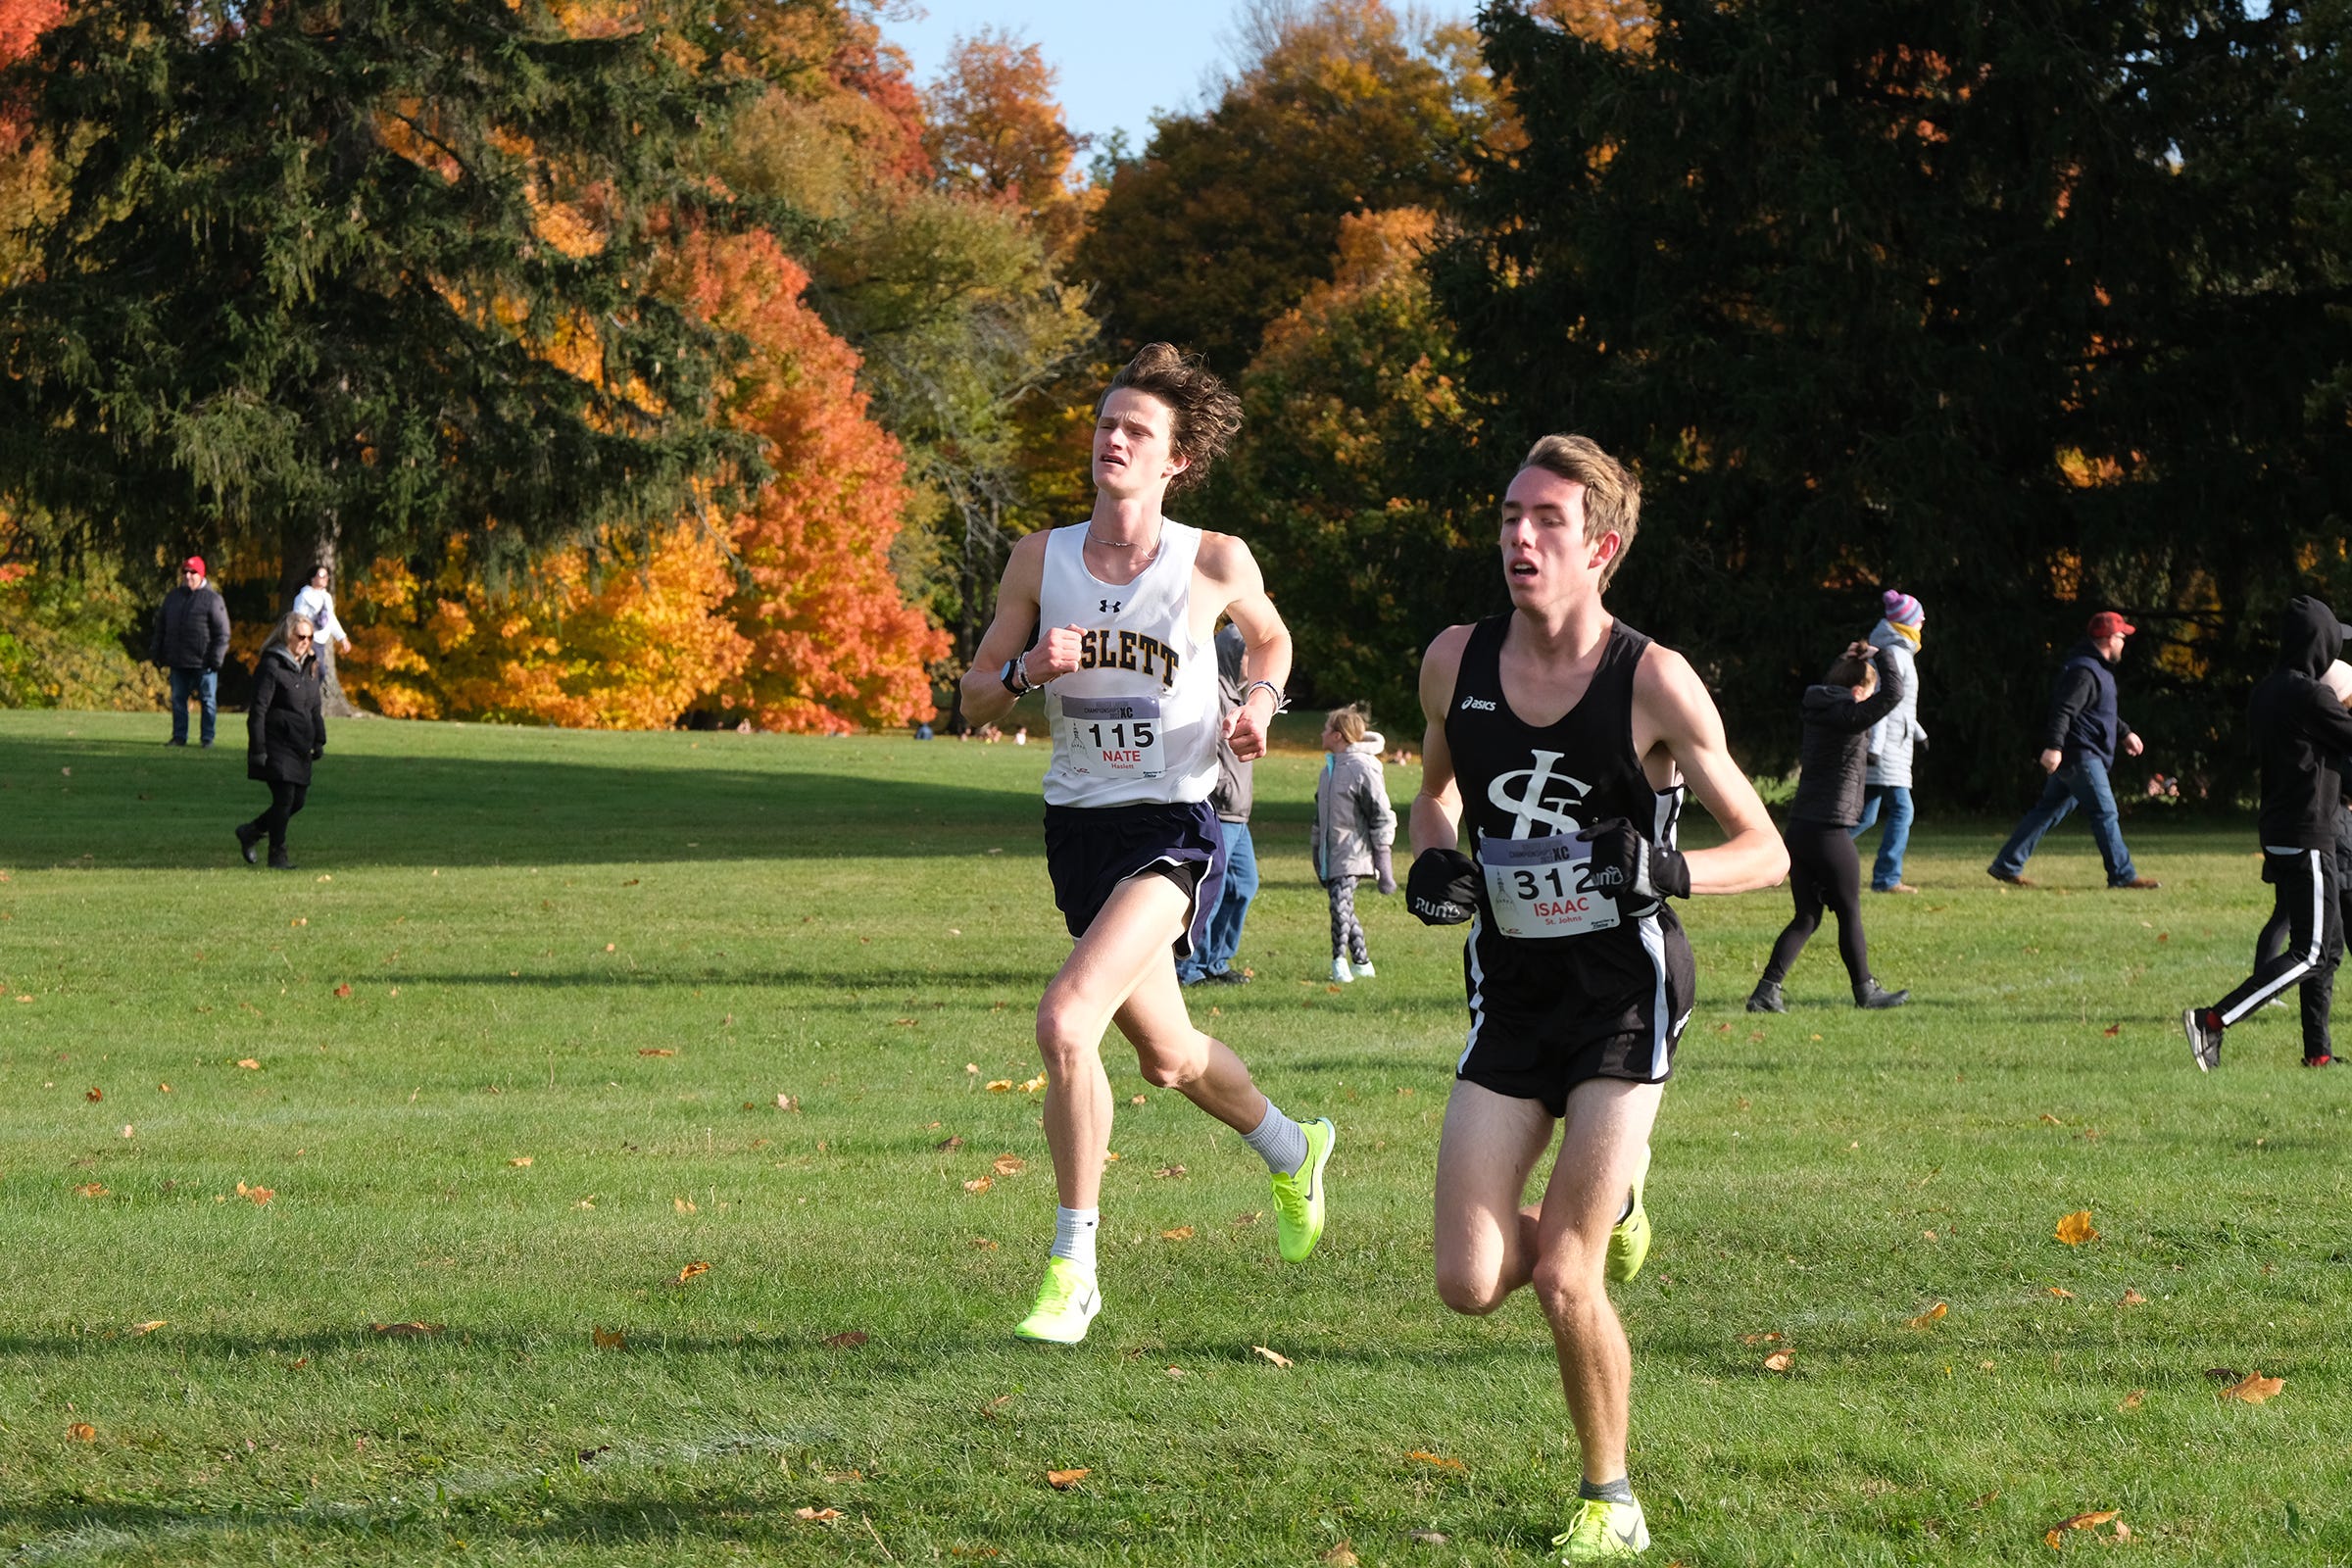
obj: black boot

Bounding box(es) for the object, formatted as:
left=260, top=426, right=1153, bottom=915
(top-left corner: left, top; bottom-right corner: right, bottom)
left=1854, top=977, right=1910, bottom=1009
left=1745, top=979, right=1787, bottom=1013
left=268, top=845, right=297, bottom=871
left=235, top=821, right=263, bottom=865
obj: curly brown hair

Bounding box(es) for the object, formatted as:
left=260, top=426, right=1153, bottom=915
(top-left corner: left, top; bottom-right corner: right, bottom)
left=1099, top=343, right=1243, bottom=494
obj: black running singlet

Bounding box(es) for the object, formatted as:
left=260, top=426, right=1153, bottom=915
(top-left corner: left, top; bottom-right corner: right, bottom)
left=1444, top=614, right=1691, bottom=1059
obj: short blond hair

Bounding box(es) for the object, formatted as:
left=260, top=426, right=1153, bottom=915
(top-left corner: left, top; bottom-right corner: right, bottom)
left=1324, top=705, right=1368, bottom=745
left=1521, top=434, right=1642, bottom=589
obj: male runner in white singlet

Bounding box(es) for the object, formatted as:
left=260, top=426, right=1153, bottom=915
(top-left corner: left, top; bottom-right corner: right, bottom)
left=959, top=343, right=1334, bottom=1346
left=1404, top=436, right=1786, bottom=1562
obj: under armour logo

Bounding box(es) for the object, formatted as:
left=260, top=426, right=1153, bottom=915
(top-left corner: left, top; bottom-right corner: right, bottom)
left=1458, top=695, right=1497, bottom=711
left=1488, top=749, right=1589, bottom=839
left=1098, top=599, right=1122, bottom=614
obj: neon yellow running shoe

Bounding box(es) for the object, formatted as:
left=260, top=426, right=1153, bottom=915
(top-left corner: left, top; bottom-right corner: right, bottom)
left=1605, top=1144, right=1652, bottom=1284
left=1552, top=1495, right=1649, bottom=1563
left=1012, top=1255, right=1101, bottom=1345
left=1270, top=1117, right=1336, bottom=1262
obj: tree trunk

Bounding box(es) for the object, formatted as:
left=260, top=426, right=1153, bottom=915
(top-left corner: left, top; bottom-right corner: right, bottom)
left=280, top=525, right=361, bottom=719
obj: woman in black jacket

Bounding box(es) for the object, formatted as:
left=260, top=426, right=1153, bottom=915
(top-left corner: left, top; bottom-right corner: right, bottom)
left=235, top=612, right=327, bottom=870
left=1748, top=639, right=1909, bottom=1011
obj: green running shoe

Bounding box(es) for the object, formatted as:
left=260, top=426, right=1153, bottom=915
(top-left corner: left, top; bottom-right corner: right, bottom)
left=1270, top=1116, right=1336, bottom=1262
left=1605, top=1144, right=1652, bottom=1284
left=1012, top=1255, right=1101, bottom=1345
left=1552, top=1495, right=1649, bottom=1563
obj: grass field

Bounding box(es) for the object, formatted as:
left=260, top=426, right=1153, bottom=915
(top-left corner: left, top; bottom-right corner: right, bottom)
left=2, top=708, right=2348, bottom=1566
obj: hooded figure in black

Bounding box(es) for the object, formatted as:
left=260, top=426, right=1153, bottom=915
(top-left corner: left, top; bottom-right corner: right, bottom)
left=235, top=612, right=328, bottom=870
left=2184, top=597, right=2352, bottom=1069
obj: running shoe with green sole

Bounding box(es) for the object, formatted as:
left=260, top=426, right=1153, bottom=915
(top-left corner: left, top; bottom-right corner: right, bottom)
left=1552, top=1495, right=1650, bottom=1563
left=1012, top=1255, right=1101, bottom=1345
left=1270, top=1116, right=1336, bottom=1262
left=1605, top=1144, right=1651, bottom=1283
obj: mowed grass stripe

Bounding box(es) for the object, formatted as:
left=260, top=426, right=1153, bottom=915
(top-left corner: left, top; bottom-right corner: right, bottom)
left=1, top=710, right=2346, bottom=1565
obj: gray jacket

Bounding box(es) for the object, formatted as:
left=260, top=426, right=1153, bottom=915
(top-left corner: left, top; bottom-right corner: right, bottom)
left=1209, top=624, right=1252, bottom=823
left=1863, top=619, right=1926, bottom=787
left=1312, top=737, right=1396, bottom=880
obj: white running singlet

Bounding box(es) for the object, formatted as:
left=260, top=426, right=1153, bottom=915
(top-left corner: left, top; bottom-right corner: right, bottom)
left=1038, top=521, right=1219, bottom=808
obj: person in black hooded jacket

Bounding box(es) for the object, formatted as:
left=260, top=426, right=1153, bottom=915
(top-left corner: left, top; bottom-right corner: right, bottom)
left=234, top=612, right=327, bottom=870
left=1747, top=639, right=1910, bottom=1011
left=2183, top=597, right=2352, bottom=1070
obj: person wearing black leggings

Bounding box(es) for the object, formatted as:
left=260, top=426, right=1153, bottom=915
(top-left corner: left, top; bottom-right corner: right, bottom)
left=236, top=612, right=327, bottom=870
left=1749, top=637, right=1910, bottom=1011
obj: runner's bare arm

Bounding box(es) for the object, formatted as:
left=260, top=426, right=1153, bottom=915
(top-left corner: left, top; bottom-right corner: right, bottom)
left=1200, top=532, right=1291, bottom=763
left=1411, top=625, right=1474, bottom=857
left=958, top=533, right=1073, bottom=729
left=1636, top=646, right=1788, bottom=894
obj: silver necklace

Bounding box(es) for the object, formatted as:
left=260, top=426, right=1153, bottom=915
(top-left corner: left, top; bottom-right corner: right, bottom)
left=1088, top=530, right=1157, bottom=560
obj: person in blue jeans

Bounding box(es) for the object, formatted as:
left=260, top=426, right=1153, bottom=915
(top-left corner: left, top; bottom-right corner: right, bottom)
left=1988, top=610, right=2160, bottom=890
left=148, top=556, right=232, bottom=747
left=1852, top=590, right=1927, bottom=892
left=1179, top=623, right=1261, bottom=986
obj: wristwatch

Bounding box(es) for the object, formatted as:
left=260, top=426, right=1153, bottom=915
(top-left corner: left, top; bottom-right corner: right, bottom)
left=1000, top=655, right=1034, bottom=696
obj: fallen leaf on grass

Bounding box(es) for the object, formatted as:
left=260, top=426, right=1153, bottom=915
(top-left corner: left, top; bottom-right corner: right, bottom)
left=963, top=1177, right=993, bottom=1194
left=74, top=1183, right=107, bottom=1198
left=67, top=1422, right=95, bottom=1442
left=592, top=1328, right=627, bottom=1349
left=2047, top=1287, right=2075, bottom=1298
left=2119, top=1390, right=2144, bottom=1410
left=234, top=1181, right=275, bottom=1204
left=1252, top=1345, right=1295, bottom=1368
left=638, top=1048, right=675, bottom=1057
left=2121, top=1289, right=2146, bottom=1306
left=130, top=1320, right=166, bottom=1336
left=2054, top=1210, right=2098, bottom=1246
left=820, top=1469, right=863, bottom=1483
left=986, top=1080, right=1015, bottom=1093
left=1019, top=1072, right=1049, bottom=1094
left=2203, top=1366, right=2241, bottom=1382
left=1321, top=1544, right=1360, bottom=1566
left=1970, top=1491, right=1999, bottom=1510
left=1046, top=1468, right=1090, bottom=1490
left=1164, top=1366, right=1186, bottom=1379
left=1153, top=1164, right=1188, bottom=1179
left=1405, top=1450, right=1465, bottom=1470
left=2044, top=1509, right=2122, bottom=1548
left=936, top=1135, right=964, bottom=1151
left=1907, top=1302, right=1948, bottom=1329
left=676, top=1261, right=710, bottom=1283
left=823, top=1330, right=869, bottom=1349
left=992, top=1154, right=1026, bottom=1177
left=673, top=1198, right=697, bottom=1213
left=794, top=1506, right=843, bottom=1522
left=893, top=1018, right=915, bottom=1027
left=368, top=1322, right=442, bottom=1337
left=982, top=1395, right=1013, bottom=1418
left=1763, top=1349, right=1795, bottom=1373
left=84, top=1086, right=101, bottom=1102
left=235, top=1058, right=261, bottom=1070
left=2102, top=1023, right=2122, bottom=1037
left=970, top=1237, right=998, bottom=1250
left=1406, top=1530, right=1449, bottom=1544
left=1161, top=1226, right=1195, bottom=1241
left=775, top=1094, right=800, bottom=1111
left=1231, top=1210, right=1261, bottom=1227
left=2039, top=1112, right=2063, bottom=1125
left=1739, top=1332, right=1781, bottom=1345
left=508, top=1155, right=534, bottom=1167
left=2218, top=1371, right=2284, bottom=1404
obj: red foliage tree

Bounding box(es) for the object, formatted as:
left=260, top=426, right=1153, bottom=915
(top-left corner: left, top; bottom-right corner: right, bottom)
left=673, top=224, right=946, bottom=733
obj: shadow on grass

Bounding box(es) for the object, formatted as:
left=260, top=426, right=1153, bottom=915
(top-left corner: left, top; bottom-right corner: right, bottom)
left=2, top=739, right=1046, bottom=870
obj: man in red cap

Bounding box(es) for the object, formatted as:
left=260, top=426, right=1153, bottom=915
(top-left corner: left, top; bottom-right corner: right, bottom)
left=148, top=556, right=232, bottom=747
left=1987, top=610, right=2159, bottom=889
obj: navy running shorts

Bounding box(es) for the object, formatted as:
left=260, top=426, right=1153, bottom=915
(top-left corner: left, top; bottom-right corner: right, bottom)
left=1044, top=800, right=1226, bottom=959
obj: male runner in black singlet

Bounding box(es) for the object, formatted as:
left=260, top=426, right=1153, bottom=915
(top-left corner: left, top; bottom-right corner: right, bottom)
left=1405, top=435, right=1787, bottom=1563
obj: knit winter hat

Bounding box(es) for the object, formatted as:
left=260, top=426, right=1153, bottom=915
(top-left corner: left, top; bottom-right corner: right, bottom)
left=1883, top=590, right=1925, bottom=627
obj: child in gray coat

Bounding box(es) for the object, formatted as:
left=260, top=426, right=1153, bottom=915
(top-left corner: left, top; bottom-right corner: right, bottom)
left=1313, top=705, right=1396, bottom=983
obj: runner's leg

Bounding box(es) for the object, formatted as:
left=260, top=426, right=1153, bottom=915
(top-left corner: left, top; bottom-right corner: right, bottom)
left=1113, top=935, right=1277, bottom=1135
left=1036, top=872, right=1195, bottom=1209
left=1530, top=1078, right=1665, bottom=1486
left=1432, top=1079, right=1557, bottom=1315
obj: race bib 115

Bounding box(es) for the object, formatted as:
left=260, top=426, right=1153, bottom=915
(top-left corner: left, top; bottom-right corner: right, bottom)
left=1058, top=695, right=1165, bottom=780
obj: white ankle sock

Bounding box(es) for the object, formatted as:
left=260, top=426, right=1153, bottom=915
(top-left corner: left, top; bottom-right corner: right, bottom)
left=1241, top=1102, right=1309, bottom=1176
left=1051, top=1205, right=1099, bottom=1272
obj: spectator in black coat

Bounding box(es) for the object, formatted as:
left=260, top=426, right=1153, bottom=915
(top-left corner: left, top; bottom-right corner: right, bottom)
left=235, top=612, right=327, bottom=871
left=1748, top=640, right=1910, bottom=1012
left=148, top=556, right=232, bottom=747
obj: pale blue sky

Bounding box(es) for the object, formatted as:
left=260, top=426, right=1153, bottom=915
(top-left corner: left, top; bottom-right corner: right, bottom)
left=883, top=2, right=1478, bottom=157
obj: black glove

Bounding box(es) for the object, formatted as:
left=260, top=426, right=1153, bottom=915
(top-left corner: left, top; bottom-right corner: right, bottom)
left=248, top=752, right=267, bottom=773
left=1575, top=816, right=1691, bottom=901
left=1373, top=844, right=1396, bottom=896
left=1406, top=848, right=1480, bottom=925
left=310, top=746, right=324, bottom=761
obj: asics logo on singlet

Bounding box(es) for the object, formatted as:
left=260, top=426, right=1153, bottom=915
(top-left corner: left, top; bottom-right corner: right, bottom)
left=1488, top=749, right=1590, bottom=838
left=1458, top=695, right=1497, bottom=711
